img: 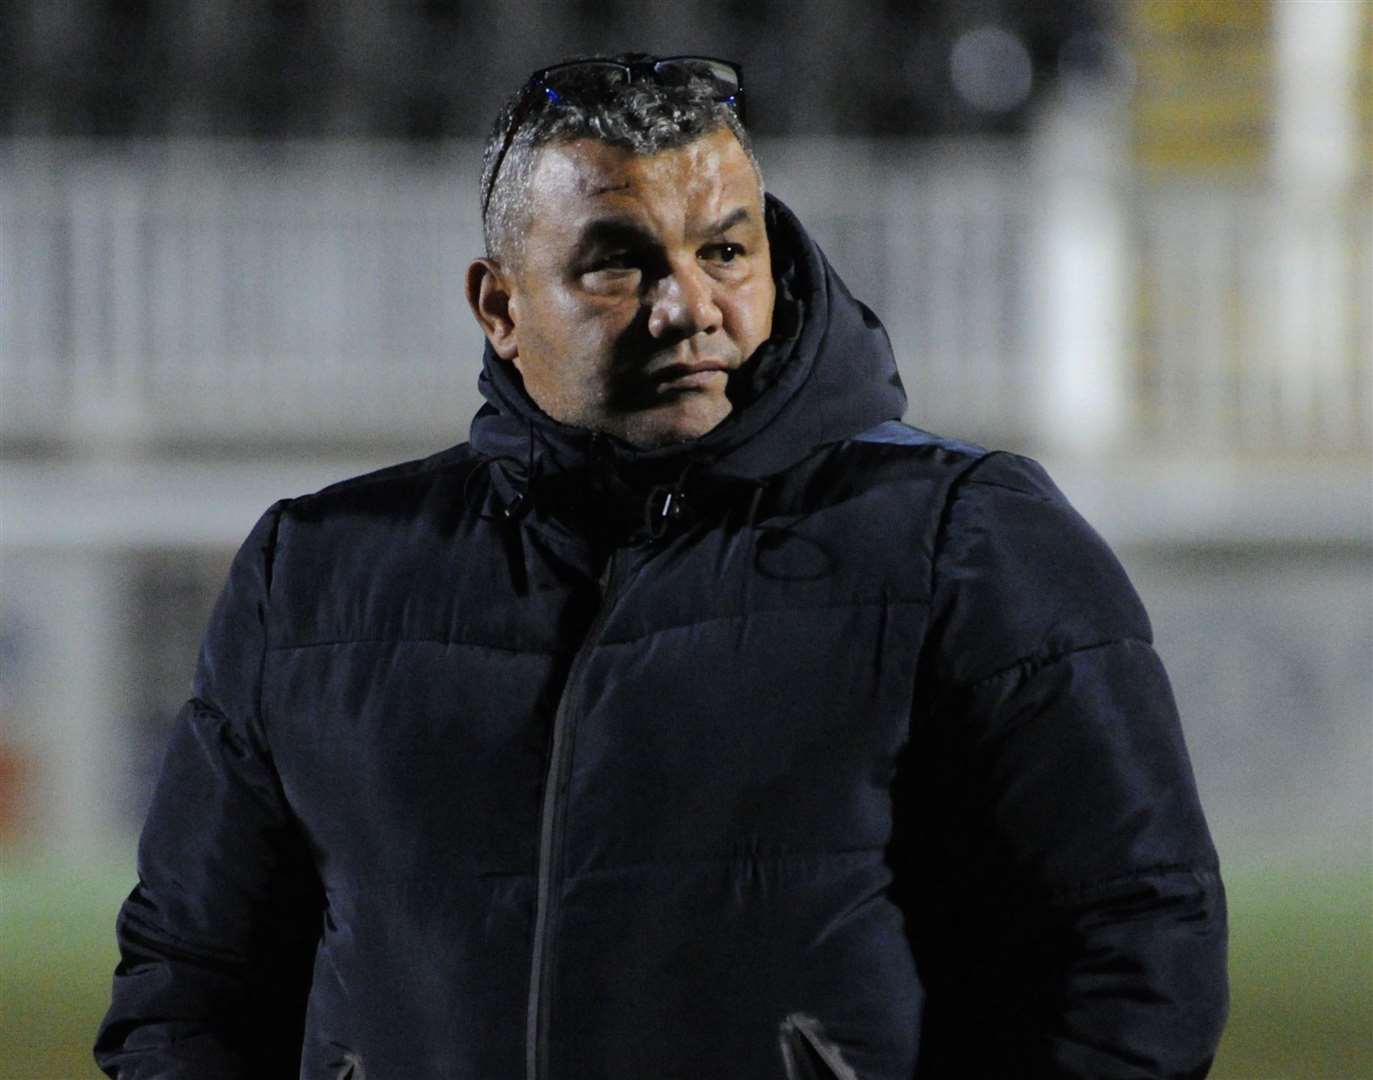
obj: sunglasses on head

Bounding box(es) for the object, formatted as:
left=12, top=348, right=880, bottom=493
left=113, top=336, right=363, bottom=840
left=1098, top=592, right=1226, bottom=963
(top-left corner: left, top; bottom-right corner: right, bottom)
left=482, top=55, right=745, bottom=220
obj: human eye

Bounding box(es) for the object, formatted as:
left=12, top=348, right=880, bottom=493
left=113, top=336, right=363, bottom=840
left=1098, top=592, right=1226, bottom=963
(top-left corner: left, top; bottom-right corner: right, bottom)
left=589, top=250, right=637, bottom=271
left=577, top=246, right=648, bottom=280
left=700, top=242, right=746, bottom=266
left=578, top=250, right=643, bottom=293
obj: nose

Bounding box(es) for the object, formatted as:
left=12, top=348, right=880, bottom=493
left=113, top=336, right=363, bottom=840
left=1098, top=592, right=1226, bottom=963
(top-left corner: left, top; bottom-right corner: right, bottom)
left=646, top=260, right=722, bottom=341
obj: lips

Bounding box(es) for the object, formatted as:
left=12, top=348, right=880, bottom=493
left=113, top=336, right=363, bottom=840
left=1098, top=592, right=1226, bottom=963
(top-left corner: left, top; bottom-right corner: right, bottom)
left=651, top=365, right=731, bottom=396
left=651, top=359, right=733, bottom=385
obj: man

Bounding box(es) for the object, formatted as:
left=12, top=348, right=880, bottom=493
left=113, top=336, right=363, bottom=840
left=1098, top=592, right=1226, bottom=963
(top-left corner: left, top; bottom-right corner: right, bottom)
left=96, top=55, right=1227, bottom=1079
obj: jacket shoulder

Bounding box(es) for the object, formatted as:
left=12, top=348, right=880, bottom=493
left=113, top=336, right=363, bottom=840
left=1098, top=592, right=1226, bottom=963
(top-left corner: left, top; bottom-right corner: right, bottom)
left=834, top=421, right=991, bottom=496
left=245, top=444, right=488, bottom=645
left=925, top=448, right=1152, bottom=686
left=269, top=442, right=486, bottom=552
left=849, top=419, right=987, bottom=460
left=284, top=442, right=480, bottom=521
left=847, top=424, right=1114, bottom=520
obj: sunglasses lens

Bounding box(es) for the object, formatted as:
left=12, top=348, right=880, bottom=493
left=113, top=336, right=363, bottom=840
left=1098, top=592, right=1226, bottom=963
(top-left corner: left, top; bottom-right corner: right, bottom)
left=654, top=59, right=740, bottom=99
left=540, top=61, right=629, bottom=93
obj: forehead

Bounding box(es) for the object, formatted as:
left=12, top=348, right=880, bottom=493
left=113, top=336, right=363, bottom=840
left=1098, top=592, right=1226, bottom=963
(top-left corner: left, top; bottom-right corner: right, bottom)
left=523, top=128, right=761, bottom=238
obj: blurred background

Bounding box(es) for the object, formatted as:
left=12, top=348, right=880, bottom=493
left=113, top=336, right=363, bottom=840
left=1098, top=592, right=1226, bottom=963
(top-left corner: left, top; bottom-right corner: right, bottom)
left=1, top=1, right=1369, bottom=1077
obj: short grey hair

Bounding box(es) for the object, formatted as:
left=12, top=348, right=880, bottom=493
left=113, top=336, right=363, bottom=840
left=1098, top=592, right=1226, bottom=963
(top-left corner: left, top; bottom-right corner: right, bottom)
left=480, top=57, right=763, bottom=268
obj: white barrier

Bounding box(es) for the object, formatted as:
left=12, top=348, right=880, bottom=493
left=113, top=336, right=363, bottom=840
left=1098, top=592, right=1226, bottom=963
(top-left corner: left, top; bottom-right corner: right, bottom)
left=1, top=137, right=1368, bottom=454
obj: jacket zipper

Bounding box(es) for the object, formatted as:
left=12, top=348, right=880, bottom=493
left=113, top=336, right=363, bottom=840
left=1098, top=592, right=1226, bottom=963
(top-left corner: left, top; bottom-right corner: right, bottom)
left=526, top=548, right=625, bottom=1080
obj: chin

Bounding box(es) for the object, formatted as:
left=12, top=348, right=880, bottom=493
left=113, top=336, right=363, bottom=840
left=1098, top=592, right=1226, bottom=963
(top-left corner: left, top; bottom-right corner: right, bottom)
left=617, top=394, right=733, bottom=449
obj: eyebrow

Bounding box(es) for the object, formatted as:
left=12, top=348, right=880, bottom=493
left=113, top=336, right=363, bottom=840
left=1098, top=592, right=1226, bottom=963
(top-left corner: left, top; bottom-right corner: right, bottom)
left=572, top=218, right=656, bottom=257
left=703, top=207, right=753, bottom=237
left=574, top=206, right=756, bottom=248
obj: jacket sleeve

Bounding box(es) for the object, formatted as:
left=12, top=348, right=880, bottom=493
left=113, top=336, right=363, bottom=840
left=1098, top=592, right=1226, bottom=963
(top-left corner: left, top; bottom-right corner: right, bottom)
left=900, top=453, right=1228, bottom=1079
left=95, top=504, right=322, bottom=1079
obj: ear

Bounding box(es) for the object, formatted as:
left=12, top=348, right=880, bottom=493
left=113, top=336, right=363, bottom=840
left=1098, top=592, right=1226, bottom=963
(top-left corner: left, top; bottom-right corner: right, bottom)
left=466, top=258, right=520, bottom=361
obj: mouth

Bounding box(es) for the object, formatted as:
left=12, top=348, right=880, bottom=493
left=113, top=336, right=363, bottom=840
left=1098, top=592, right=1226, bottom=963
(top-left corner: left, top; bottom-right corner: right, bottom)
left=650, top=359, right=733, bottom=392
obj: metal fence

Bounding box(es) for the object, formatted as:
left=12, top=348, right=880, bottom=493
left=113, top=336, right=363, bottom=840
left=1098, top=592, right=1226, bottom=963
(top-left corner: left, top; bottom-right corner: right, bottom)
left=2, top=137, right=1369, bottom=455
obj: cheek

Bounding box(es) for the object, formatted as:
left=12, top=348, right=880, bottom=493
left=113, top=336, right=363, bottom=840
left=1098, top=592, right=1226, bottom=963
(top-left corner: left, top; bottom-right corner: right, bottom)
left=518, top=297, right=631, bottom=385
left=728, top=279, right=776, bottom=352
left=515, top=290, right=591, bottom=360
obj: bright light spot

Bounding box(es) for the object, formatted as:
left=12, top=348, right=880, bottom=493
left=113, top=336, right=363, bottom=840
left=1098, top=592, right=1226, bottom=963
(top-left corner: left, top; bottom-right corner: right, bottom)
left=950, top=25, right=1033, bottom=114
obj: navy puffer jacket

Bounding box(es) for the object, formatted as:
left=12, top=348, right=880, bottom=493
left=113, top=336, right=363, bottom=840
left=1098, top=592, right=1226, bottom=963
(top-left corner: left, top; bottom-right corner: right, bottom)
left=96, top=197, right=1227, bottom=1079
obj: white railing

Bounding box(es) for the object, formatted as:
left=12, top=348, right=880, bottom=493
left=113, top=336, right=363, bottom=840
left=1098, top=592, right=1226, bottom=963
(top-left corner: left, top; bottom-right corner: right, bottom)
left=1136, top=185, right=1372, bottom=452
left=1, top=141, right=487, bottom=446
left=1, top=137, right=1368, bottom=456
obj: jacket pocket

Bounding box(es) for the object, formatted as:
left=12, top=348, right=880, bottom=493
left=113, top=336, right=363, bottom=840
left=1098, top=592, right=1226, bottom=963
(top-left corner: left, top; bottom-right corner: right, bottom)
left=778, top=1013, right=860, bottom=1080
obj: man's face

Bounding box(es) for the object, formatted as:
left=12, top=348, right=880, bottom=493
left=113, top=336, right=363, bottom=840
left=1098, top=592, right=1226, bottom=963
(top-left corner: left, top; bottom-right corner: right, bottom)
left=474, top=128, right=775, bottom=448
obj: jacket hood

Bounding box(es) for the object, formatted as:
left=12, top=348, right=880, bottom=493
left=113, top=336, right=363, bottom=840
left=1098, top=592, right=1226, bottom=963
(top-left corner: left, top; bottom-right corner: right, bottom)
left=471, top=195, right=905, bottom=478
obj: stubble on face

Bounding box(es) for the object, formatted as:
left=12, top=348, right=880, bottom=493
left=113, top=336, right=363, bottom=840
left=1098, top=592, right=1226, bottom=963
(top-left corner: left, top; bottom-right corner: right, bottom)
left=501, top=129, right=775, bottom=448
